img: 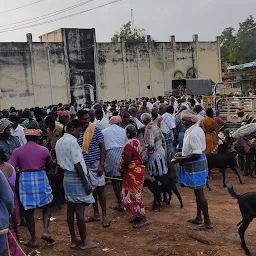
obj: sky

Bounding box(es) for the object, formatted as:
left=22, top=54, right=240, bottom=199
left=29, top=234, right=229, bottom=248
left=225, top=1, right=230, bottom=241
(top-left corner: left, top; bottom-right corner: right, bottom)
left=0, top=0, right=255, bottom=43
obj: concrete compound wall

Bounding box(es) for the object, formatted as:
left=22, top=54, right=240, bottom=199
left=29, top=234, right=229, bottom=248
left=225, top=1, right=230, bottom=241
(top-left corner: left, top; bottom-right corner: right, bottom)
left=0, top=28, right=222, bottom=108
left=40, top=28, right=96, bottom=106
left=96, top=35, right=222, bottom=101
left=0, top=34, right=69, bottom=109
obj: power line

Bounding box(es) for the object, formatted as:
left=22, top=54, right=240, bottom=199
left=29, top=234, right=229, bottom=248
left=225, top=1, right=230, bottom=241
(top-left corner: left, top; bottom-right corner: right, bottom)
left=1, top=0, right=96, bottom=29
left=0, top=0, right=47, bottom=14
left=0, top=0, right=123, bottom=34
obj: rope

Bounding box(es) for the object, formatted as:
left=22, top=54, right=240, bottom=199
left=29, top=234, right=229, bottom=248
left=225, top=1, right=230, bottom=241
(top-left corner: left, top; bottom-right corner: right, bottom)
left=105, top=176, right=123, bottom=181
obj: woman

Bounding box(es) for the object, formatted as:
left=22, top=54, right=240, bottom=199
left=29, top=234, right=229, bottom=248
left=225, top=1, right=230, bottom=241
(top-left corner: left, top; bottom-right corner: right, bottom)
left=213, top=113, right=228, bottom=131
left=141, top=113, right=168, bottom=178
left=119, top=125, right=147, bottom=228
left=173, top=110, right=212, bottom=230
left=0, top=149, right=26, bottom=256
left=199, top=108, right=219, bottom=154
left=139, top=101, right=150, bottom=115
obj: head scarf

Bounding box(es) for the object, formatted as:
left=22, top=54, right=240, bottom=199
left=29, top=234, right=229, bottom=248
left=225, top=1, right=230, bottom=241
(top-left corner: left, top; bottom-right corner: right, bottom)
left=180, top=110, right=199, bottom=123
left=0, top=118, right=12, bottom=134
left=109, top=115, right=122, bottom=125
left=57, top=110, right=71, bottom=118
left=24, top=128, right=42, bottom=136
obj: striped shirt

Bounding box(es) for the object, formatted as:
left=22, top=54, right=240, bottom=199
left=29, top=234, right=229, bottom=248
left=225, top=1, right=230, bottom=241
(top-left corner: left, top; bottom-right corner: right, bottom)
left=77, top=127, right=104, bottom=164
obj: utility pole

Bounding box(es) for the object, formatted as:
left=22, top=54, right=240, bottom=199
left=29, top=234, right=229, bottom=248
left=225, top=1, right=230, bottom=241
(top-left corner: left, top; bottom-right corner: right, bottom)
left=191, top=47, right=196, bottom=78
left=131, top=9, right=134, bottom=33
left=47, top=48, right=54, bottom=105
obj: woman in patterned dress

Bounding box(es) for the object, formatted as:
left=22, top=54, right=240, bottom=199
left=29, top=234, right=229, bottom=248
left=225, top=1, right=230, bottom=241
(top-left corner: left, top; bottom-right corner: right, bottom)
left=119, top=125, right=148, bottom=228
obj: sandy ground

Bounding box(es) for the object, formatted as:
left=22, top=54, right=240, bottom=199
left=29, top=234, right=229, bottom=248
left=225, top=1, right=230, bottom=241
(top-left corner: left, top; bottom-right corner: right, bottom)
left=19, top=170, right=256, bottom=256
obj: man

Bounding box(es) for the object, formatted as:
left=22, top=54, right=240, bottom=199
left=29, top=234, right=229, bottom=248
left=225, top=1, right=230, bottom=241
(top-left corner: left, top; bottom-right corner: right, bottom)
left=88, top=109, right=99, bottom=127
left=0, top=170, right=14, bottom=255
left=0, top=118, right=20, bottom=160
left=55, top=119, right=97, bottom=250
left=9, top=113, right=27, bottom=146
left=139, top=101, right=150, bottom=115
left=128, top=106, right=144, bottom=144
left=128, top=106, right=144, bottom=130
left=70, top=104, right=77, bottom=119
left=9, top=128, right=54, bottom=247
left=145, top=97, right=153, bottom=110
left=95, top=109, right=110, bottom=131
left=102, top=116, right=127, bottom=210
left=193, top=105, right=205, bottom=121
left=45, top=115, right=63, bottom=151
left=120, top=109, right=138, bottom=131
left=158, top=103, right=176, bottom=157
left=77, top=110, right=110, bottom=227
left=173, top=110, right=212, bottom=230
left=57, top=110, right=71, bottom=135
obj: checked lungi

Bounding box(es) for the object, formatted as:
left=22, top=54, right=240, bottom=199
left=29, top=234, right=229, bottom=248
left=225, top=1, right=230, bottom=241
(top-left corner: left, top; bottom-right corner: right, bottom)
left=148, top=146, right=168, bottom=177
left=105, top=147, right=123, bottom=177
left=19, top=170, right=53, bottom=210
left=163, top=132, right=174, bottom=157
left=63, top=170, right=95, bottom=204
left=178, top=153, right=208, bottom=189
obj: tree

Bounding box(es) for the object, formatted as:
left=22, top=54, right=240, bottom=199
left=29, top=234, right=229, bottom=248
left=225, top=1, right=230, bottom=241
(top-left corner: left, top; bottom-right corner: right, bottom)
left=220, top=15, right=256, bottom=66
left=236, top=16, right=256, bottom=63
left=111, top=21, right=146, bottom=43
left=220, top=27, right=236, bottom=65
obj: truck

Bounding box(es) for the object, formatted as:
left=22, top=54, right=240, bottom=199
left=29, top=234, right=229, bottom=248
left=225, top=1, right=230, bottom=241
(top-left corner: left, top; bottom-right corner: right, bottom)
left=171, top=78, right=214, bottom=96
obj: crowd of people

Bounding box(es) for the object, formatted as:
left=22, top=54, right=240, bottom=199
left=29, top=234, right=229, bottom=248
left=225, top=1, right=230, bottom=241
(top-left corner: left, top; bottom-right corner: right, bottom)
left=0, top=95, right=228, bottom=255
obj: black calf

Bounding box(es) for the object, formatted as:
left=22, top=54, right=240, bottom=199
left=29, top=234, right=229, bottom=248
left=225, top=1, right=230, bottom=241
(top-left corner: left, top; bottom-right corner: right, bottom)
left=143, top=176, right=183, bottom=211
left=228, top=186, right=256, bottom=255
left=207, top=149, right=243, bottom=188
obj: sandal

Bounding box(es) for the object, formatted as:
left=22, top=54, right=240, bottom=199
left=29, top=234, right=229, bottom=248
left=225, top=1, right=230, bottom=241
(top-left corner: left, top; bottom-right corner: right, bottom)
left=85, top=216, right=101, bottom=223
left=24, top=240, right=39, bottom=248
left=129, top=217, right=141, bottom=223
left=133, top=220, right=150, bottom=229
left=188, top=219, right=203, bottom=225
left=194, top=223, right=214, bottom=230
left=102, top=219, right=111, bottom=228
left=111, top=205, right=124, bottom=211
left=41, top=235, right=55, bottom=246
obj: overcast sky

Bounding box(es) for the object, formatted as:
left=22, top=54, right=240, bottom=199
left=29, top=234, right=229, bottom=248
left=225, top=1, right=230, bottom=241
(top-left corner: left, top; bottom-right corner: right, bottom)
left=0, top=0, right=255, bottom=42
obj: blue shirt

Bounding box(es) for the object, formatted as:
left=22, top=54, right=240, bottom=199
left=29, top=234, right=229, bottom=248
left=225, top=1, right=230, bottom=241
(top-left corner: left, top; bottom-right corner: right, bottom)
left=0, top=171, right=14, bottom=231
left=77, top=127, right=104, bottom=164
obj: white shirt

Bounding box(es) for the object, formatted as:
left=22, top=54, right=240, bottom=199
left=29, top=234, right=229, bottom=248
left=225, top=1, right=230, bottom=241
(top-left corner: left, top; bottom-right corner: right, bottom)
left=182, top=123, right=206, bottom=156
left=135, top=118, right=144, bottom=129
left=102, top=124, right=127, bottom=150
left=147, top=102, right=153, bottom=110
left=70, top=105, right=76, bottom=115
left=197, top=113, right=204, bottom=121
left=55, top=133, right=87, bottom=174
left=160, top=112, right=176, bottom=134
left=97, top=117, right=110, bottom=131
left=12, top=124, right=27, bottom=146
left=173, top=101, right=178, bottom=112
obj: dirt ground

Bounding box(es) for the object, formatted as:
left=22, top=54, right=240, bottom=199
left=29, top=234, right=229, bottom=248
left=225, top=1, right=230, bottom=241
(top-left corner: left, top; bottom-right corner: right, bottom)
left=20, top=170, right=256, bottom=256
